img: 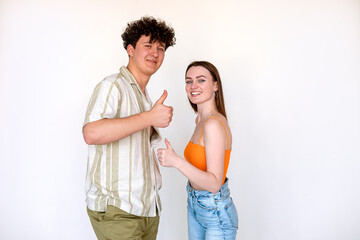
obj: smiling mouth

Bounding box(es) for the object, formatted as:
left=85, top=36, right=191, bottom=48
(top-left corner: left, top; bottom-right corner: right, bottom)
left=146, top=59, right=157, bottom=64
left=191, top=92, right=201, bottom=96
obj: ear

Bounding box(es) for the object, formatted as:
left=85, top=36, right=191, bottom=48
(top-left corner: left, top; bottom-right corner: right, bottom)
left=126, top=44, right=135, bottom=56
left=213, top=81, right=218, bottom=92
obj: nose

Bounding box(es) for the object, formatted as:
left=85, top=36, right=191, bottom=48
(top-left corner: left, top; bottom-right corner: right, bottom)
left=191, top=81, right=198, bottom=89
left=150, top=46, right=159, bottom=57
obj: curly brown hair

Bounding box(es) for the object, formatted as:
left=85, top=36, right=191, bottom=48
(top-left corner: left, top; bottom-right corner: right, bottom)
left=121, top=16, right=176, bottom=50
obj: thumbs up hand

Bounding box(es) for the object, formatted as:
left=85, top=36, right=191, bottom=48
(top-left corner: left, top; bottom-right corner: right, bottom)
left=149, top=90, right=173, bottom=128
left=155, top=89, right=168, bottom=105
left=157, top=138, right=180, bottom=168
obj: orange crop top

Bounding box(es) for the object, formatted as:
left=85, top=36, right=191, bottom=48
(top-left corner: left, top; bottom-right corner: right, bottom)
left=184, top=116, right=231, bottom=184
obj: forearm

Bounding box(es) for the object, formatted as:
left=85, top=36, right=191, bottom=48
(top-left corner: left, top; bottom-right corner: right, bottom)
left=83, top=111, right=152, bottom=145
left=175, top=157, right=223, bottom=193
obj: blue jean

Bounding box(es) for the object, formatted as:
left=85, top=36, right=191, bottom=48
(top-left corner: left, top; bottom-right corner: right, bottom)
left=187, top=178, right=238, bottom=240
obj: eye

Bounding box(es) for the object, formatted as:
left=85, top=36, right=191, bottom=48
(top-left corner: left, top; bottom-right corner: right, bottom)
left=198, top=79, right=206, bottom=83
left=158, top=47, right=165, bottom=52
left=186, top=80, right=193, bottom=84
left=144, top=44, right=151, bottom=48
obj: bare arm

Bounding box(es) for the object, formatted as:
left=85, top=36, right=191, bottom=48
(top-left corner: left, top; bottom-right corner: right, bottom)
left=83, top=90, right=173, bottom=145
left=158, top=119, right=226, bottom=193
left=83, top=112, right=149, bottom=145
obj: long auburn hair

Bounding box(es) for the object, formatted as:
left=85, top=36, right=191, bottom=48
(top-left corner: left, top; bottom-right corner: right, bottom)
left=185, top=61, right=227, bottom=119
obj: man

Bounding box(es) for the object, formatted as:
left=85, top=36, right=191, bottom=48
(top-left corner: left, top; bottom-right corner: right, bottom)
left=83, top=16, right=176, bottom=240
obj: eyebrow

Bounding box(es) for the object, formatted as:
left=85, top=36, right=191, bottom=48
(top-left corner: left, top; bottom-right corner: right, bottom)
left=195, top=75, right=207, bottom=79
left=185, top=75, right=207, bottom=80
left=143, top=41, right=165, bottom=48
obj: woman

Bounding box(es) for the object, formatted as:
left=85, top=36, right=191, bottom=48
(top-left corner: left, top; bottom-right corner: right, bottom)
left=157, top=61, right=238, bottom=239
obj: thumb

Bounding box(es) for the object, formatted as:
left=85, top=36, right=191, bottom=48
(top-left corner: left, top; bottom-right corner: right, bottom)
left=165, top=138, right=172, bottom=149
left=155, top=90, right=167, bottom=105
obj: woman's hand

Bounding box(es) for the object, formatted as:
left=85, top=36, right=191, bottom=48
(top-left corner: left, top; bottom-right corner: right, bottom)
left=157, top=138, right=181, bottom=168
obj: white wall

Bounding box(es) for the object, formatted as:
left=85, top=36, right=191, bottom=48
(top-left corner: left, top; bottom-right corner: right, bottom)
left=1, top=0, right=359, bottom=239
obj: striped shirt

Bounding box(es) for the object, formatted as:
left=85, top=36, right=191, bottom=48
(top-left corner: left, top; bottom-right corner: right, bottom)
left=83, top=66, right=162, bottom=217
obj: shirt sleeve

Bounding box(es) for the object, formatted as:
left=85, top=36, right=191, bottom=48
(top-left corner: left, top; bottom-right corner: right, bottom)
left=83, top=79, right=121, bottom=125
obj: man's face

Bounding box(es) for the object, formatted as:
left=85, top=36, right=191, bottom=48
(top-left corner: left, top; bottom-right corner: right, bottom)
left=127, top=35, right=166, bottom=77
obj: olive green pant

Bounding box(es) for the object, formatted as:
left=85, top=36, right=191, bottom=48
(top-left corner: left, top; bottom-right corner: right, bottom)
left=87, top=205, right=160, bottom=240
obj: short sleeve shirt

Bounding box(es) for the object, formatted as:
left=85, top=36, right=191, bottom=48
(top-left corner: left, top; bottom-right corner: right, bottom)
left=83, top=66, right=162, bottom=217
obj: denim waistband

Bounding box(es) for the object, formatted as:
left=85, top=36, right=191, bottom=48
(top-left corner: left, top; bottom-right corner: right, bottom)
left=186, top=178, right=230, bottom=198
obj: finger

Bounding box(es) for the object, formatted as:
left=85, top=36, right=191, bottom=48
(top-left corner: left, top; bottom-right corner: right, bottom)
left=155, top=90, right=167, bottom=105
left=165, top=138, right=172, bottom=149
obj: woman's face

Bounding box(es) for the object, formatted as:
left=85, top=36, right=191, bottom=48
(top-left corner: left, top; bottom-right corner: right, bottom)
left=185, top=66, right=218, bottom=105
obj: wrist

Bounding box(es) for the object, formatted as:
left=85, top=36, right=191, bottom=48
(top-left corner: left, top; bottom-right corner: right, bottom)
left=139, top=111, right=152, bottom=128
left=174, top=155, right=184, bottom=170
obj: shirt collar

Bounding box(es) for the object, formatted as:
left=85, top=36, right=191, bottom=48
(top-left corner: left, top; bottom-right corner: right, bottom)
left=119, top=66, right=137, bottom=85
left=119, top=66, right=150, bottom=99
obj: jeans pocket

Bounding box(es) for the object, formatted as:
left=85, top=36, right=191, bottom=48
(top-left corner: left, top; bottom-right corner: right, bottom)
left=224, top=196, right=233, bottom=209
left=194, top=195, right=217, bottom=210
left=224, top=198, right=239, bottom=229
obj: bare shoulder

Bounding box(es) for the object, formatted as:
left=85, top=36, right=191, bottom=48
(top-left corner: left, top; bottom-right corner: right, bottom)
left=207, top=115, right=230, bottom=130
left=203, top=117, right=226, bottom=136
left=204, top=115, right=232, bottom=148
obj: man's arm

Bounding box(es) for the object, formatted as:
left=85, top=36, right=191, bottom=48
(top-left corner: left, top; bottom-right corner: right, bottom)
left=83, top=90, right=172, bottom=145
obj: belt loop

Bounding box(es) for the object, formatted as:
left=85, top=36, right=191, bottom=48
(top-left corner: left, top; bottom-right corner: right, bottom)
left=219, top=186, right=223, bottom=198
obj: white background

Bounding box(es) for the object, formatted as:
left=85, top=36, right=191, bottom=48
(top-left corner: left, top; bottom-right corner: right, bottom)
left=1, top=0, right=359, bottom=239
